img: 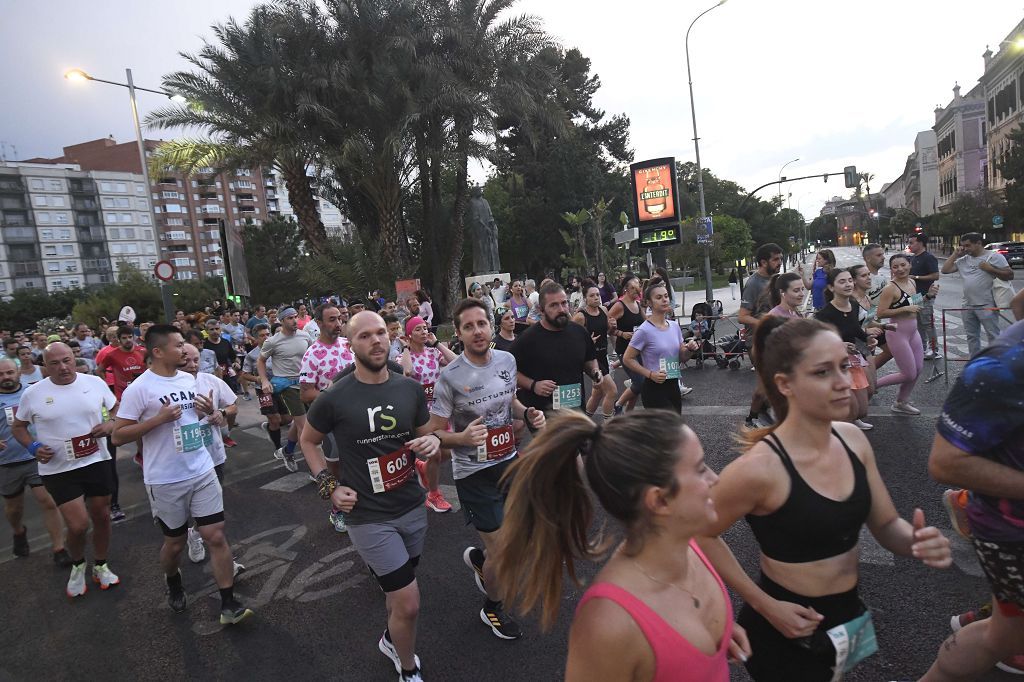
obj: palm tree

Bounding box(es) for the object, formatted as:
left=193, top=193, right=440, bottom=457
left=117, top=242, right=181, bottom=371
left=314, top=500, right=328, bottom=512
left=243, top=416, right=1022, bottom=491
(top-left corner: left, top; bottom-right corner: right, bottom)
left=145, top=4, right=330, bottom=255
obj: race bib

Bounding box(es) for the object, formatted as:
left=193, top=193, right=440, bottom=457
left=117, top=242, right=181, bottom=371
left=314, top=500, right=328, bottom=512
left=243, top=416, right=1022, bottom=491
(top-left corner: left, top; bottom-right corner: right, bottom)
left=200, top=424, right=215, bottom=446
left=552, top=383, right=582, bottom=410
left=910, top=293, right=924, bottom=306
left=64, top=433, right=99, bottom=460
left=826, top=611, right=878, bottom=680
left=659, top=357, right=681, bottom=380
left=173, top=423, right=205, bottom=453
left=257, top=391, right=274, bottom=409
left=4, top=406, right=16, bottom=426
left=422, top=383, right=435, bottom=402
left=366, top=446, right=414, bottom=493
left=513, top=304, right=528, bottom=320
left=476, top=425, right=515, bottom=462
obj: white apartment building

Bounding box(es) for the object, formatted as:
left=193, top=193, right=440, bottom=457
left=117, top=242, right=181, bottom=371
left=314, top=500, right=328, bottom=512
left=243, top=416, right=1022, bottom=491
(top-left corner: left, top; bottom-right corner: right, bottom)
left=267, top=169, right=354, bottom=242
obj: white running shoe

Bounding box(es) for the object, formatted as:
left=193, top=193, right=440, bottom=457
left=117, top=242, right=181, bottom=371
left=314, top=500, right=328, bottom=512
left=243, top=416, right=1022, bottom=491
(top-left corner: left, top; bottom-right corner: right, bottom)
left=273, top=447, right=286, bottom=460
left=92, top=564, right=120, bottom=590
left=66, top=563, right=87, bottom=598
left=891, top=402, right=921, bottom=415
left=187, top=527, right=206, bottom=563
left=853, top=419, right=874, bottom=430
left=679, top=383, right=694, bottom=396
left=379, top=631, right=421, bottom=674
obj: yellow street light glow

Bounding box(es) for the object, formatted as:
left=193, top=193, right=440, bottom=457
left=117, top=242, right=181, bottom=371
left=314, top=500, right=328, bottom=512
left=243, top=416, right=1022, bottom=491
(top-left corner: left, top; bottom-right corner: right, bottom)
left=64, top=68, right=92, bottom=82
left=1015, top=37, right=1024, bottom=50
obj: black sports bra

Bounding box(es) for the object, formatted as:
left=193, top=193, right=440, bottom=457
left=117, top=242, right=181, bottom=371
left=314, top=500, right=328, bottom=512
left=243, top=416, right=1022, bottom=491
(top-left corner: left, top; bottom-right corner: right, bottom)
left=889, top=285, right=914, bottom=309
left=745, top=429, right=872, bottom=564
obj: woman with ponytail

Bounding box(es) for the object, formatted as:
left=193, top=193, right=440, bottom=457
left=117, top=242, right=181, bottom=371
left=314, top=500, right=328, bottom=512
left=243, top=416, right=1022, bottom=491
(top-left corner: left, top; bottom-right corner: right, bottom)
left=494, top=410, right=751, bottom=681
left=696, top=316, right=952, bottom=681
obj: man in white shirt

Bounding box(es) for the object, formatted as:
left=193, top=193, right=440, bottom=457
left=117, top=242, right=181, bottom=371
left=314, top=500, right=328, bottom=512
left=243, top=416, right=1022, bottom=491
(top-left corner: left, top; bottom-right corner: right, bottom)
left=12, top=343, right=119, bottom=598
left=113, top=325, right=252, bottom=626
left=941, top=232, right=1014, bottom=356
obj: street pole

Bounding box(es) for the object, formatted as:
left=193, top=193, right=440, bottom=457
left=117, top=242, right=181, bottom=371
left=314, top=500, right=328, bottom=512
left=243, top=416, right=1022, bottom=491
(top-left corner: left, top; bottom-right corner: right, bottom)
left=685, top=0, right=728, bottom=306
left=125, top=68, right=174, bottom=323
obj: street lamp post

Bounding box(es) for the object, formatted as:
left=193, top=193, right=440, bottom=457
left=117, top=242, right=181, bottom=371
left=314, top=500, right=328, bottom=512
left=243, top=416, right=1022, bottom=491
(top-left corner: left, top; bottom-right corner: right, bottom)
left=685, top=0, right=728, bottom=306
left=64, top=68, right=184, bottom=322
left=778, top=157, right=799, bottom=204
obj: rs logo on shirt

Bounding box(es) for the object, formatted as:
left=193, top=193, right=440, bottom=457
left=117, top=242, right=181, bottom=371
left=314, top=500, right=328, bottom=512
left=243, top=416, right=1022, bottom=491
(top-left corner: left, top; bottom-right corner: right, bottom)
left=366, top=405, right=397, bottom=432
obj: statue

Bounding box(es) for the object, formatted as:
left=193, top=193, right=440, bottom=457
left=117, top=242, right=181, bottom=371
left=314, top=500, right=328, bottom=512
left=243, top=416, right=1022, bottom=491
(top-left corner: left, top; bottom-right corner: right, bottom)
left=468, top=186, right=501, bottom=274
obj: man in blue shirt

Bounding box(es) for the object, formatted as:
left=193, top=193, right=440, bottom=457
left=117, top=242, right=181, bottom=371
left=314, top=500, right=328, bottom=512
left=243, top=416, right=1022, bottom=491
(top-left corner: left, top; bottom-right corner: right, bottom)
left=908, top=234, right=941, bottom=359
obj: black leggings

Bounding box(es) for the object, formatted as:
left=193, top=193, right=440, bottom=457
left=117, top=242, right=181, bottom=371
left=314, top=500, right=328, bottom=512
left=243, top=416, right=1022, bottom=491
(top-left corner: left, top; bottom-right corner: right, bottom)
left=640, top=378, right=681, bottom=413
left=738, top=573, right=866, bottom=681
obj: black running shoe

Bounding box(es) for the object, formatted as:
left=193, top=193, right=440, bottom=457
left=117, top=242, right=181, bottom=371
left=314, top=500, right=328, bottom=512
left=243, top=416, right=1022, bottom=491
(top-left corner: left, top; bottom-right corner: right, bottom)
left=52, top=548, right=73, bottom=568
left=167, top=584, right=187, bottom=613
left=220, top=601, right=254, bottom=625
left=480, top=602, right=522, bottom=640
left=462, top=546, right=486, bottom=595
left=12, top=527, right=29, bottom=558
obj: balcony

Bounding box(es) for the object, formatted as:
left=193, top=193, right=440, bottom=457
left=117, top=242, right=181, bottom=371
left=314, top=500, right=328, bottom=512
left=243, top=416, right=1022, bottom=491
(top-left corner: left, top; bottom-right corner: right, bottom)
left=83, top=258, right=112, bottom=273
left=1, top=197, right=27, bottom=210
left=1, top=211, right=30, bottom=227
left=13, top=263, right=41, bottom=277
left=237, top=194, right=255, bottom=202
left=80, top=245, right=109, bottom=259
left=72, top=198, right=99, bottom=211
left=68, top=180, right=96, bottom=194
left=0, top=179, right=24, bottom=193
left=2, top=227, right=36, bottom=242
left=238, top=205, right=256, bottom=213
left=199, top=192, right=218, bottom=200
left=196, top=179, right=217, bottom=188
left=158, top=177, right=178, bottom=186
left=77, top=227, right=105, bottom=242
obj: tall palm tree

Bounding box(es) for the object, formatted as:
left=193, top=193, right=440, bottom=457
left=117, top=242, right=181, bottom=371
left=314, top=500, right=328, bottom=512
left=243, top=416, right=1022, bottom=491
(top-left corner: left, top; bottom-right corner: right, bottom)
left=145, top=4, right=330, bottom=255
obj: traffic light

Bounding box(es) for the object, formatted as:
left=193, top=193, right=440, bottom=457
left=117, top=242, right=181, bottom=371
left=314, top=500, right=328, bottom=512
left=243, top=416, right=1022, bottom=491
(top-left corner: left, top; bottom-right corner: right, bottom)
left=823, top=173, right=829, bottom=183
left=844, top=166, right=858, bottom=188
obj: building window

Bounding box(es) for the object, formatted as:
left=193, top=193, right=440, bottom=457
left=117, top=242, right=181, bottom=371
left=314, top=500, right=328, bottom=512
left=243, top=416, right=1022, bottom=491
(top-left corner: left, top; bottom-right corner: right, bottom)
left=165, top=204, right=182, bottom=213
left=29, top=179, right=44, bottom=190
left=120, top=213, right=132, bottom=223
left=68, top=279, right=80, bottom=288
left=140, top=214, right=150, bottom=225
left=106, top=213, right=119, bottom=223
left=51, top=196, right=65, bottom=207
left=44, top=245, right=57, bottom=256
left=55, top=214, right=68, bottom=224
left=101, top=182, right=113, bottom=192
left=40, top=229, right=53, bottom=240
left=48, top=262, right=60, bottom=272
left=47, top=180, right=62, bottom=191
left=52, top=279, right=63, bottom=289
left=33, top=195, right=47, bottom=207
left=116, top=182, right=127, bottom=192
left=60, top=245, right=74, bottom=255
left=37, top=212, right=50, bottom=223
left=136, top=184, right=146, bottom=194
left=59, top=229, right=71, bottom=240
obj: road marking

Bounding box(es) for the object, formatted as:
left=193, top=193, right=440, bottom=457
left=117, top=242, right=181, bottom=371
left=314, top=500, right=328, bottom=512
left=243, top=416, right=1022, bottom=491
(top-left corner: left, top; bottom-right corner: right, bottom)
left=261, top=472, right=313, bottom=493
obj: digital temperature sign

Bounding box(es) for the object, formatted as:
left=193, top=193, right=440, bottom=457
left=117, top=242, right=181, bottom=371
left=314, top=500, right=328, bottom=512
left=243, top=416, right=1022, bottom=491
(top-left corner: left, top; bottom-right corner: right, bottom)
left=639, top=227, right=680, bottom=246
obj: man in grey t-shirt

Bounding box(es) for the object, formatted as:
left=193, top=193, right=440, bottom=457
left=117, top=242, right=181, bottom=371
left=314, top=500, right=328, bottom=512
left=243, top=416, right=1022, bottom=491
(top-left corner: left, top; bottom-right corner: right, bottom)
left=258, top=307, right=312, bottom=470
left=427, top=299, right=545, bottom=641
left=941, top=232, right=1014, bottom=356
left=738, top=243, right=783, bottom=429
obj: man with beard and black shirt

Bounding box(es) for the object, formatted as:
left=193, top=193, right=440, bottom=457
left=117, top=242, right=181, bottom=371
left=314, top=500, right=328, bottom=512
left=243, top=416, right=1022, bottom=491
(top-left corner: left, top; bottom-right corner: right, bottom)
left=203, top=317, right=240, bottom=446
left=300, top=311, right=440, bottom=682
left=511, top=282, right=601, bottom=413
left=738, top=242, right=783, bottom=429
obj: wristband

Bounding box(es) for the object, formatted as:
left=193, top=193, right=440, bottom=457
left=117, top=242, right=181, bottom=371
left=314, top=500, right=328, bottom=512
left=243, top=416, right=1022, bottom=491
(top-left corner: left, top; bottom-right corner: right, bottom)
left=27, top=441, right=43, bottom=456
left=314, top=469, right=338, bottom=500
left=530, top=380, right=537, bottom=394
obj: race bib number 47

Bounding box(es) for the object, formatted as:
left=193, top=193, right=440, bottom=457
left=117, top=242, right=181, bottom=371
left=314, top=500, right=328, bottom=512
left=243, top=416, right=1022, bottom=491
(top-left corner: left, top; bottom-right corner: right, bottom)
left=477, top=425, right=515, bottom=462
left=64, top=434, right=99, bottom=460
left=552, top=383, right=582, bottom=410
left=367, top=446, right=414, bottom=493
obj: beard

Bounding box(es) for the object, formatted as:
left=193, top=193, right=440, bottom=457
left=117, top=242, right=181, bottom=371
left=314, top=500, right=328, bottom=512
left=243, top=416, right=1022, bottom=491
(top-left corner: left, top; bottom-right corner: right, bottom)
left=355, top=347, right=387, bottom=371
left=546, top=312, right=569, bottom=329
left=0, top=379, right=18, bottom=390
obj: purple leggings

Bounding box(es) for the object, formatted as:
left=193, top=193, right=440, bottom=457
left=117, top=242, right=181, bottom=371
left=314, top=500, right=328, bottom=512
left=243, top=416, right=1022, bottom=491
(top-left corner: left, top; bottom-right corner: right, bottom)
left=876, top=315, right=923, bottom=402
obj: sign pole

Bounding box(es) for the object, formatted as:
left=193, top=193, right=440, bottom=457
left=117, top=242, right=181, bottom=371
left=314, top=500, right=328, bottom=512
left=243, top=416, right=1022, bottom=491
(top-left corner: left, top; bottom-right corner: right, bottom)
left=153, top=260, right=177, bottom=323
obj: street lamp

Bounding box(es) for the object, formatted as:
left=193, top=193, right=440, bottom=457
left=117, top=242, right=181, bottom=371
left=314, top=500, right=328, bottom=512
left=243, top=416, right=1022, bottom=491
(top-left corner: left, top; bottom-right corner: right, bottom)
left=778, top=157, right=799, bottom=204
left=685, top=0, right=728, bottom=306
left=64, top=67, right=184, bottom=321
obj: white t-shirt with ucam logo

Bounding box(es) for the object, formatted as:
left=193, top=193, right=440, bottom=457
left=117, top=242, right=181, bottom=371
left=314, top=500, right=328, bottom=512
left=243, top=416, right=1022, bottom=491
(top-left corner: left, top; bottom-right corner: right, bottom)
left=117, top=369, right=214, bottom=485
left=17, top=374, right=117, bottom=476
left=193, top=371, right=237, bottom=467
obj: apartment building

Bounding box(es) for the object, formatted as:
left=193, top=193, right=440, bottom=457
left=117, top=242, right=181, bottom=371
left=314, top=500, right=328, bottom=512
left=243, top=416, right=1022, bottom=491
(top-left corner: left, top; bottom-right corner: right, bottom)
left=979, top=20, right=1024, bottom=193
left=932, top=83, right=987, bottom=209
left=266, top=168, right=354, bottom=242
left=29, top=137, right=269, bottom=281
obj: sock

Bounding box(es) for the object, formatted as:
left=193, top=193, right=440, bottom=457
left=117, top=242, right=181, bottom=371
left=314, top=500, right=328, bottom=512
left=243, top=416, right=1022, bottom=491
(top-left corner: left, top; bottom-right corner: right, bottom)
left=268, top=427, right=282, bottom=449
left=585, top=410, right=594, bottom=419
left=285, top=439, right=297, bottom=455
left=73, top=559, right=85, bottom=568
left=219, top=586, right=235, bottom=607
left=95, top=559, right=106, bottom=567
left=602, top=412, right=613, bottom=421
left=484, top=598, right=502, bottom=611
left=748, top=411, right=758, bottom=420
left=166, top=571, right=182, bottom=589
left=401, top=668, right=418, bottom=678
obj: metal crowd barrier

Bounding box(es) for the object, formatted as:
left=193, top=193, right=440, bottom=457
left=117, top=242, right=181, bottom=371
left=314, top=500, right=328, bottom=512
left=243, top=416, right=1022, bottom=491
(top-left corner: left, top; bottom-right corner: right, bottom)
left=939, top=306, right=1015, bottom=384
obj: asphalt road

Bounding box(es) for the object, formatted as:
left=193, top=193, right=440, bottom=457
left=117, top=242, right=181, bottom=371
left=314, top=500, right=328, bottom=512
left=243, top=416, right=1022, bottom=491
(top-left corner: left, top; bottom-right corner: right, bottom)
left=2, top=265, right=1021, bottom=681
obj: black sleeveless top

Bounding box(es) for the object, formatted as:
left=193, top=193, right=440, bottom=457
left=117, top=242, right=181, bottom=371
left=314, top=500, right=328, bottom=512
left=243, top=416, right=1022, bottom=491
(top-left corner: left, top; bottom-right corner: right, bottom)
left=889, top=283, right=914, bottom=309
left=745, top=429, right=872, bottom=563
left=581, top=307, right=609, bottom=354
left=612, top=298, right=644, bottom=356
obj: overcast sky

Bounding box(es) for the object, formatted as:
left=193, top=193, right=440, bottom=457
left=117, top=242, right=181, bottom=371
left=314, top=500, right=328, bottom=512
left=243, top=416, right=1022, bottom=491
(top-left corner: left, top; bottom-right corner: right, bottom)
left=2, top=1, right=1022, bottom=219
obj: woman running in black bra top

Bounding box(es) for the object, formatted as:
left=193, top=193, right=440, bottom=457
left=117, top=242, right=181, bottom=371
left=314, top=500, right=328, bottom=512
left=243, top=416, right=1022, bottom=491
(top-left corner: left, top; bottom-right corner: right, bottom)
left=696, top=316, right=951, bottom=681
left=572, top=281, right=617, bottom=420
left=608, top=273, right=645, bottom=413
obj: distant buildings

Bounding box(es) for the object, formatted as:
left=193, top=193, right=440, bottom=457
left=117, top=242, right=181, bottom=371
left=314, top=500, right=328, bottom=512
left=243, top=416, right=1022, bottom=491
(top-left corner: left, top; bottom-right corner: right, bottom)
left=266, top=169, right=354, bottom=242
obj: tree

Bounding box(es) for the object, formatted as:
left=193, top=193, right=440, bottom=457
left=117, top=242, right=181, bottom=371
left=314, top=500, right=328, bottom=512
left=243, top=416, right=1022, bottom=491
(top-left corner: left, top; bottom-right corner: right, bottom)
left=999, top=122, right=1024, bottom=232
left=241, top=217, right=304, bottom=305
left=147, top=4, right=329, bottom=254
left=559, top=209, right=591, bottom=272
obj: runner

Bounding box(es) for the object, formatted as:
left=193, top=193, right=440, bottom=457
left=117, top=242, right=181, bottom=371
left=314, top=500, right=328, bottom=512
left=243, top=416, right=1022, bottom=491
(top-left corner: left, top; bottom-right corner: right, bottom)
left=908, top=234, right=942, bottom=359
left=426, top=298, right=545, bottom=639
left=299, top=303, right=355, bottom=532
left=572, top=281, right=617, bottom=422
left=696, top=316, right=951, bottom=681
left=258, top=307, right=312, bottom=472
left=493, top=410, right=751, bottom=679
left=921, top=318, right=1024, bottom=679
left=738, top=243, right=783, bottom=429
left=622, top=280, right=700, bottom=414
left=0, top=358, right=71, bottom=565
left=11, top=343, right=119, bottom=597
left=95, top=324, right=147, bottom=523
left=299, top=311, right=441, bottom=682
left=202, top=317, right=240, bottom=446
left=112, top=325, right=252, bottom=625
left=766, top=273, right=805, bottom=319
left=240, top=323, right=293, bottom=452
left=512, top=282, right=601, bottom=414
left=876, top=254, right=925, bottom=415
left=608, top=273, right=645, bottom=414
left=861, top=243, right=894, bottom=370
left=400, top=316, right=455, bottom=513
left=179, top=343, right=241, bottom=572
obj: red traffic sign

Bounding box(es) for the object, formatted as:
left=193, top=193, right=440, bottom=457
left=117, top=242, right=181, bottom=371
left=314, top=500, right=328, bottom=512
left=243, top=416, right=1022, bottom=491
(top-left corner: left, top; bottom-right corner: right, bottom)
left=154, top=260, right=176, bottom=282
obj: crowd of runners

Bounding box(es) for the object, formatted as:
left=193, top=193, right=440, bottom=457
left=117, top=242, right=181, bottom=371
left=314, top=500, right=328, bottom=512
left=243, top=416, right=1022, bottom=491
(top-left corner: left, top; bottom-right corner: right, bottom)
left=1, top=238, right=1022, bottom=681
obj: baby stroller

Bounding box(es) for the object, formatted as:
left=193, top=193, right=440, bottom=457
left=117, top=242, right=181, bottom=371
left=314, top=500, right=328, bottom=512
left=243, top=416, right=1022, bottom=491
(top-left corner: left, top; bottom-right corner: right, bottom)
left=685, top=301, right=724, bottom=369
left=715, top=331, right=748, bottom=370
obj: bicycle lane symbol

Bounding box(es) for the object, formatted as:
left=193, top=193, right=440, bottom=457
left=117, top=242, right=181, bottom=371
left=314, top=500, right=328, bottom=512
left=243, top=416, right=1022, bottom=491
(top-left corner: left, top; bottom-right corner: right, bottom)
left=192, top=523, right=369, bottom=636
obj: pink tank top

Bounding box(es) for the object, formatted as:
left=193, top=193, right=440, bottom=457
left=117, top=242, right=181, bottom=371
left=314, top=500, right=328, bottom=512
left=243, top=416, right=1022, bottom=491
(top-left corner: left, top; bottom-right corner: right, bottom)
left=575, top=541, right=732, bottom=682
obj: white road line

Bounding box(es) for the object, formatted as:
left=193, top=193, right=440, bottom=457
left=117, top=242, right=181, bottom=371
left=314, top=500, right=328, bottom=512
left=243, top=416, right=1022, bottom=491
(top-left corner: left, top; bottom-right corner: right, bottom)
left=261, top=472, right=315, bottom=493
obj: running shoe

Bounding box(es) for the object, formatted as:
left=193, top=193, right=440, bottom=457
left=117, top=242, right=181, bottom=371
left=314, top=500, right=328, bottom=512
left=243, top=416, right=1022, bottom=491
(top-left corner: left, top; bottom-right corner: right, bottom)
left=623, top=378, right=632, bottom=390
left=463, top=546, right=486, bottom=594
left=425, top=490, right=452, bottom=513
left=283, top=453, right=299, bottom=473
left=415, top=458, right=428, bottom=490
left=329, top=509, right=348, bottom=533
left=378, top=630, right=421, bottom=674
left=852, top=419, right=874, bottom=430
left=744, top=417, right=757, bottom=430
left=273, top=446, right=285, bottom=460
left=942, top=489, right=972, bottom=539
left=950, top=602, right=991, bottom=631
left=399, top=669, right=424, bottom=682
left=53, top=548, right=73, bottom=568
left=219, top=601, right=254, bottom=625
left=241, top=393, right=253, bottom=401
left=233, top=561, right=246, bottom=578
left=997, top=655, right=1024, bottom=675
left=110, top=505, right=127, bottom=524
left=92, top=564, right=120, bottom=590
left=259, top=422, right=269, bottom=434
left=679, top=384, right=694, bottom=396
left=66, top=563, right=87, bottom=598
left=166, top=576, right=187, bottom=613
left=223, top=436, right=239, bottom=448
left=12, top=526, right=29, bottom=558
left=613, top=405, right=624, bottom=417
left=187, top=527, right=206, bottom=563
left=891, top=401, right=921, bottom=415
left=480, top=602, right=522, bottom=640
left=924, top=349, right=935, bottom=360
left=932, top=351, right=943, bottom=360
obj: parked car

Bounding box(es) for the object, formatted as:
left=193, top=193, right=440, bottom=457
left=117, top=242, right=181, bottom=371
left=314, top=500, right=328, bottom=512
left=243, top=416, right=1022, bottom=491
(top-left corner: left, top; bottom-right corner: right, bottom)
left=985, top=241, right=1024, bottom=268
